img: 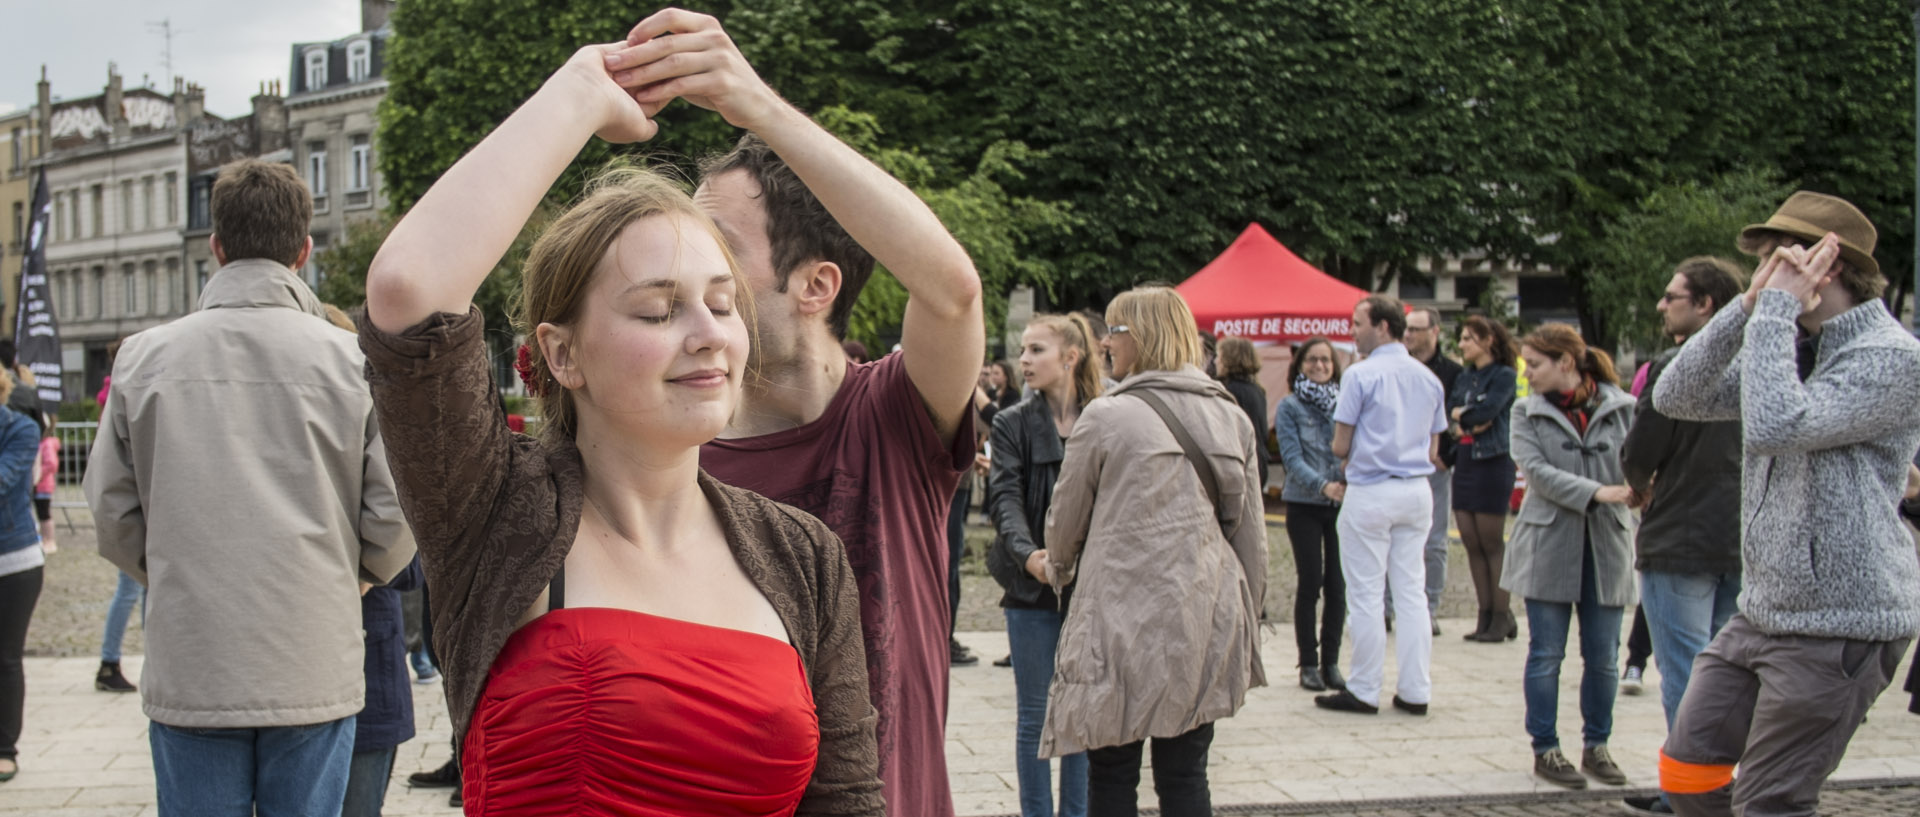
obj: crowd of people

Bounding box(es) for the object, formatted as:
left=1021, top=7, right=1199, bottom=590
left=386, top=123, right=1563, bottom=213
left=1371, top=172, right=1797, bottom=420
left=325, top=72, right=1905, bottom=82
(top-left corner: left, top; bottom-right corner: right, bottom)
left=0, top=10, right=1916, bottom=817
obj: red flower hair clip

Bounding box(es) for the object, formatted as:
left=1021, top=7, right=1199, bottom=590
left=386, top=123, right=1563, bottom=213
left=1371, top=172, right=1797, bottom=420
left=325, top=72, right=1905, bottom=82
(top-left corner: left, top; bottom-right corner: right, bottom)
left=514, top=344, right=546, bottom=397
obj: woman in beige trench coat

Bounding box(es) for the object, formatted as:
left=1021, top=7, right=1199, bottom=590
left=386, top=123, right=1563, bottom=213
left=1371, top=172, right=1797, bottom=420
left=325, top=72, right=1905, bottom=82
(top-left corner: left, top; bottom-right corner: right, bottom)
left=1042, top=286, right=1268, bottom=817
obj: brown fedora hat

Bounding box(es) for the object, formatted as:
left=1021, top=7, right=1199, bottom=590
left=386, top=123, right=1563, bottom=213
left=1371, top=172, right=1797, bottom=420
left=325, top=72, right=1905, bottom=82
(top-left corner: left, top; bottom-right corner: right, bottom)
left=1736, top=191, right=1880, bottom=278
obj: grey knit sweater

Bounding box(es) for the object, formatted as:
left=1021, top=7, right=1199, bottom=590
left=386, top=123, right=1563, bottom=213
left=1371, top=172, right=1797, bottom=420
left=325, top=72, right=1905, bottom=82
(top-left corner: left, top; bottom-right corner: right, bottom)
left=1654, top=289, right=1920, bottom=641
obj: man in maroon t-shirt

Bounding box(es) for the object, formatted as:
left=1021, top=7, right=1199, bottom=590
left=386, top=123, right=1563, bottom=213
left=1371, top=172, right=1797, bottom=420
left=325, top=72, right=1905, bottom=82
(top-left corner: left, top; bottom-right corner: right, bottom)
left=662, top=13, right=984, bottom=816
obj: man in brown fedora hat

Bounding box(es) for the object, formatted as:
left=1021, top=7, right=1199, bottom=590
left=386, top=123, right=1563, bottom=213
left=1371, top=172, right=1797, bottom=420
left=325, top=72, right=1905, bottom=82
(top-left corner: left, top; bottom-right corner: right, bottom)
left=1651, top=191, right=1920, bottom=817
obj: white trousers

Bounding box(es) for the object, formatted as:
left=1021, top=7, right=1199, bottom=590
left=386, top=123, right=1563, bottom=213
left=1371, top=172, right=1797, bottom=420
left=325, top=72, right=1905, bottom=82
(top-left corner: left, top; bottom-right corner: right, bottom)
left=1337, top=477, right=1434, bottom=707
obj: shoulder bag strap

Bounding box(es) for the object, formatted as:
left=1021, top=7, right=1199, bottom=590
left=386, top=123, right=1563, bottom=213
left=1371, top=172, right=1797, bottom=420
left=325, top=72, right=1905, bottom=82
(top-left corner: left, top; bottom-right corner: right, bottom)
left=1132, top=390, right=1228, bottom=531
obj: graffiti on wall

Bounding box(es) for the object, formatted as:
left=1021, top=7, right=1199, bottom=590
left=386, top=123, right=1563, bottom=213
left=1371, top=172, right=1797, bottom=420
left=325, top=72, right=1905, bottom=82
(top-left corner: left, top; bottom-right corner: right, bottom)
left=49, top=95, right=177, bottom=143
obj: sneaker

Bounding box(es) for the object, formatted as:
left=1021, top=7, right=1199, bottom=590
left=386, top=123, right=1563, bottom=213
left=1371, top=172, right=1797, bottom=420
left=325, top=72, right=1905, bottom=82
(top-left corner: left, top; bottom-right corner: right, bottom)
left=414, top=665, right=440, bottom=685
left=1534, top=748, right=1588, bottom=789
left=95, top=661, right=137, bottom=693
left=1313, top=689, right=1379, bottom=714
left=1391, top=695, right=1428, bottom=716
left=450, top=789, right=463, bottom=808
left=1621, top=794, right=1675, bottom=814
left=408, top=759, right=460, bottom=789
left=1582, top=745, right=1628, bottom=786
left=1620, top=665, right=1644, bottom=696
left=950, top=639, right=979, bottom=666
left=992, top=654, right=1013, bottom=668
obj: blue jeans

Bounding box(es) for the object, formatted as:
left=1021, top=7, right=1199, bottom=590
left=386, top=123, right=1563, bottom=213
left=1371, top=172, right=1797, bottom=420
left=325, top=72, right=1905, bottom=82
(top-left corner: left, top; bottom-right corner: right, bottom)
left=1522, top=543, right=1624, bottom=753
left=150, top=717, right=355, bottom=817
left=341, top=746, right=396, bottom=817
left=101, top=571, right=143, bottom=663
left=1006, top=608, right=1087, bottom=817
left=1639, top=570, right=1740, bottom=729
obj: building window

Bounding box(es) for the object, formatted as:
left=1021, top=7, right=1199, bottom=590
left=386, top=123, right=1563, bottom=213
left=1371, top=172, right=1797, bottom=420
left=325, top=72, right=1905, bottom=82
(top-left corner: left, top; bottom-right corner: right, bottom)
left=143, top=176, right=156, bottom=229
left=348, top=40, right=371, bottom=83
left=306, top=48, right=328, bottom=91
left=10, top=202, right=21, bottom=246
left=123, top=264, right=136, bottom=316
left=308, top=142, right=328, bottom=211
left=50, top=193, right=61, bottom=242
left=304, top=233, right=328, bottom=290
left=91, top=266, right=104, bottom=318
left=90, top=184, right=103, bottom=238
left=165, top=172, right=179, bottom=225
left=348, top=135, right=371, bottom=191
left=163, top=258, right=178, bottom=314
left=195, top=260, right=208, bottom=300
left=188, top=177, right=213, bottom=231
left=8, top=127, right=20, bottom=170
left=120, top=180, right=134, bottom=234
left=143, top=261, right=158, bottom=316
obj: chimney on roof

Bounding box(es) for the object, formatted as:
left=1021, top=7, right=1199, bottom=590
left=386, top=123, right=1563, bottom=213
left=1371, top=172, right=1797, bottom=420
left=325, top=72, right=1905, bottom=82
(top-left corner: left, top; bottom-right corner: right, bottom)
left=361, top=0, right=396, bottom=32
left=251, top=79, right=288, bottom=155
left=36, top=66, right=50, bottom=155
left=105, top=63, right=128, bottom=141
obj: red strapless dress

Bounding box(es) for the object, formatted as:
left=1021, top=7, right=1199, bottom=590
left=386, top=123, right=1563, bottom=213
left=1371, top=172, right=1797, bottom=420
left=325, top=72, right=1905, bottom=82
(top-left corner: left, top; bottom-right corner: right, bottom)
left=462, top=608, right=819, bottom=816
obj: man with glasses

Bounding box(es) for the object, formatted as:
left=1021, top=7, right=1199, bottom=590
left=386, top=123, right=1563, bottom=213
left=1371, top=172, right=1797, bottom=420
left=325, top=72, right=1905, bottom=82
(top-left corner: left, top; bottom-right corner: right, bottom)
left=1404, top=308, right=1461, bottom=635
left=1618, top=257, right=1746, bottom=815
left=1316, top=295, right=1448, bottom=716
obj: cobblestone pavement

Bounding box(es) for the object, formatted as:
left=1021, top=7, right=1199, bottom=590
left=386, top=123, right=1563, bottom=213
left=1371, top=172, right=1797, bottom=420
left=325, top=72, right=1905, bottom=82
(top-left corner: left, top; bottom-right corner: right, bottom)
left=9, top=519, right=1920, bottom=815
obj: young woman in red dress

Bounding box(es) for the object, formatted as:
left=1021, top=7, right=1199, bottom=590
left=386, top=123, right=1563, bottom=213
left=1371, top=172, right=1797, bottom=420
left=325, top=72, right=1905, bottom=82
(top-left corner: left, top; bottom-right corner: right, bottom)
left=357, top=11, right=882, bottom=816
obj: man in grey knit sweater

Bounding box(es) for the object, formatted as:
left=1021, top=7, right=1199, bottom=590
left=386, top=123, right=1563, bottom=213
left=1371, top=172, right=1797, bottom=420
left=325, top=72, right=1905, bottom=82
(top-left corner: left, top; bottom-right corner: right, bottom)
left=1652, top=191, right=1920, bottom=817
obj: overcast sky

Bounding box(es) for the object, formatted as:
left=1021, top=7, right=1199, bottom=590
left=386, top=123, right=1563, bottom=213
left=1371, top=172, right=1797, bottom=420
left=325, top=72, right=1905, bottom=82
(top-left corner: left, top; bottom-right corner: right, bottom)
left=4, top=1, right=363, bottom=118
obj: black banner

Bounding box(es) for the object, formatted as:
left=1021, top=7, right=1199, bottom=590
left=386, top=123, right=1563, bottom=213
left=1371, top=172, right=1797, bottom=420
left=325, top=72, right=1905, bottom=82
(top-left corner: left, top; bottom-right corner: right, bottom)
left=13, top=169, right=61, bottom=417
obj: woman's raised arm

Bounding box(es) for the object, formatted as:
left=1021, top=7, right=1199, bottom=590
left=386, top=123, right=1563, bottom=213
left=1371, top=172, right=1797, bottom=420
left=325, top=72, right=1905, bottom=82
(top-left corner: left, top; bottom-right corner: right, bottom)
left=365, top=44, right=659, bottom=334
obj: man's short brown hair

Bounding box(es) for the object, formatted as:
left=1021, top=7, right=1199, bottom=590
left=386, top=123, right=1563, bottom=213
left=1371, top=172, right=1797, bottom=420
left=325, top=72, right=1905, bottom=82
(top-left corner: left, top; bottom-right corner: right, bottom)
left=1673, top=256, right=1747, bottom=315
left=701, top=135, right=874, bottom=339
left=211, top=159, right=312, bottom=267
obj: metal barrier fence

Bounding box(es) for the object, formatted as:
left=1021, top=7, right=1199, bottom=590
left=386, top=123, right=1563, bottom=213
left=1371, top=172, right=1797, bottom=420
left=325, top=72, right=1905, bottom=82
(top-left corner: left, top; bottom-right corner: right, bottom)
left=52, top=421, right=96, bottom=503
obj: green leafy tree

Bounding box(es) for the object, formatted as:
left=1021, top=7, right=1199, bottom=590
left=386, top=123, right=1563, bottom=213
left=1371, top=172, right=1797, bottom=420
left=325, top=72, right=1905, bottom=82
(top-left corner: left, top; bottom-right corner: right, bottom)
left=314, top=211, right=539, bottom=358
left=1585, top=169, right=1793, bottom=354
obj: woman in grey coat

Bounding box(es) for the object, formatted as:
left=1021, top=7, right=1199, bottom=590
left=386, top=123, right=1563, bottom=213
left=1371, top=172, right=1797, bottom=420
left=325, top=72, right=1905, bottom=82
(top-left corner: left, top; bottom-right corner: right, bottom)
left=1504, top=324, right=1637, bottom=791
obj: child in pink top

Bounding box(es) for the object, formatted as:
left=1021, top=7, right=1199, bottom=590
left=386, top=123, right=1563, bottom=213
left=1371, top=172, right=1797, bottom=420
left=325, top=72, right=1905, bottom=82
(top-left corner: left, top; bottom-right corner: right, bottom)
left=35, top=433, right=57, bottom=553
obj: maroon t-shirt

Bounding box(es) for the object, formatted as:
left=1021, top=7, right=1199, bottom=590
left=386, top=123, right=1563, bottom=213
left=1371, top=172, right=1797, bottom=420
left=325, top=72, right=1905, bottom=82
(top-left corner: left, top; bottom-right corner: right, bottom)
left=701, top=352, right=974, bottom=817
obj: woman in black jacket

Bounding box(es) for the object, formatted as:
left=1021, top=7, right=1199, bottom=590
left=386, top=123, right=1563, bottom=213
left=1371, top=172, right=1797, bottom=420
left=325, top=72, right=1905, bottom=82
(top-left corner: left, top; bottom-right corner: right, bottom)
left=1215, top=337, right=1270, bottom=490
left=987, top=313, right=1103, bottom=817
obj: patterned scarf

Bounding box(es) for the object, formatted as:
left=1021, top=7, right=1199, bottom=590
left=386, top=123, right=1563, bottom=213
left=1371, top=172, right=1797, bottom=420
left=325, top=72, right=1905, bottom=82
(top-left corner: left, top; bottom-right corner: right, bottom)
left=1293, top=374, right=1339, bottom=417
left=1544, top=375, right=1598, bottom=436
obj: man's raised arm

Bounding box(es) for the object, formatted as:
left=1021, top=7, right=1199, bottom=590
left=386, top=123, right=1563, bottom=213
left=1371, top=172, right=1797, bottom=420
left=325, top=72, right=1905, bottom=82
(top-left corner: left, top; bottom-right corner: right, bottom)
left=614, top=8, right=984, bottom=443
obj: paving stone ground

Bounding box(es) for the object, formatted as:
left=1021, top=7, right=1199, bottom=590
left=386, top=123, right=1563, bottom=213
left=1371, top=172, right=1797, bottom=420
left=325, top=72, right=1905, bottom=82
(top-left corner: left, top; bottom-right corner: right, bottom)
left=6, top=516, right=1918, bottom=815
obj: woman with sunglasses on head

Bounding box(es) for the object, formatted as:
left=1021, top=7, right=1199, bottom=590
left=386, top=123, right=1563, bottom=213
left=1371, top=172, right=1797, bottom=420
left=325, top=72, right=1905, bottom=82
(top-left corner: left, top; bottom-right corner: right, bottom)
left=1040, top=286, right=1266, bottom=817
left=358, top=15, right=882, bottom=816
left=1273, top=337, right=1347, bottom=692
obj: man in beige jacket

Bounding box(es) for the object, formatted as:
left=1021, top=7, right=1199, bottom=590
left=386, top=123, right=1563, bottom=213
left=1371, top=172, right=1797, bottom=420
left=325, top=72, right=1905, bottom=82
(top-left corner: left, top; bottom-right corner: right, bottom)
left=84, top=159, right=414, bottom=816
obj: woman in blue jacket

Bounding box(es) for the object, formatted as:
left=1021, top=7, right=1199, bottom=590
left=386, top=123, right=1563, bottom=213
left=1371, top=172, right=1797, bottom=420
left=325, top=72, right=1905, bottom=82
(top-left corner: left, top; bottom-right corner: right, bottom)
left=0, top=387, right=47, bottom=782
left=1449, top=316, right=1521, bottom=643
left=1273, top=337, right=1346, bottom=691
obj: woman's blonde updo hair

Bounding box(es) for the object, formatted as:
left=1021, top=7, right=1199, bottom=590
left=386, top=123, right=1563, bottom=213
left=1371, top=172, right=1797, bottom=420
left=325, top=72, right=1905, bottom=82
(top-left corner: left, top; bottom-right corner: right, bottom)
left=518, top=163, right=750, bottom=440
left=1026, top=312, right=1105, bottom=407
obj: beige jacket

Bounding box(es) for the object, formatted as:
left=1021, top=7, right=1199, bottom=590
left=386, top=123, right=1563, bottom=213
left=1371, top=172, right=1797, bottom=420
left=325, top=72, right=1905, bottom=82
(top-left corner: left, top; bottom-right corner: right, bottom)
left=1042, top=367, right=1268, bottom=756
left=85, top=258, right=415, bottom=728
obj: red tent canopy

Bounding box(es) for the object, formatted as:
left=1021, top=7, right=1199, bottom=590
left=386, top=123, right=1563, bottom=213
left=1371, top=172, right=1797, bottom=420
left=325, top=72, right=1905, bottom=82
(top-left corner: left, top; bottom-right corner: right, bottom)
left=1177, top=223, right=1369, bottom=344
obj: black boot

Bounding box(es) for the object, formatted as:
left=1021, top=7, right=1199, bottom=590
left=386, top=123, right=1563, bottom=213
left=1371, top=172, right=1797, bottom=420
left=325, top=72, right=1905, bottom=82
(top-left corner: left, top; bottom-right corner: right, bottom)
left=1474, top=609, right=1517, bottom=643
left=1463, top=609, right=1492, bottom=641
left=95, top=661, right=136, bottom=692
left=408, top=758, right=461, bottom=789
left=1299, top=665, right=1326, bottom=692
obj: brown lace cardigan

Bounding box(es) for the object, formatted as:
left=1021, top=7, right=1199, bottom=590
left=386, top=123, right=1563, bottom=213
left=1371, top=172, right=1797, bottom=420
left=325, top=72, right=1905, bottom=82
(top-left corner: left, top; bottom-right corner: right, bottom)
left=356, top=308, right=883, bottom=814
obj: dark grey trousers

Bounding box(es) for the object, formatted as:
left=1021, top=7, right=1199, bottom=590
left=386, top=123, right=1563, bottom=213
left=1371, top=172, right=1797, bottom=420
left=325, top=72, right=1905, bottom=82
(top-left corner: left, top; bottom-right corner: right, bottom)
left=1662, top=614, right=1908, bottom=817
